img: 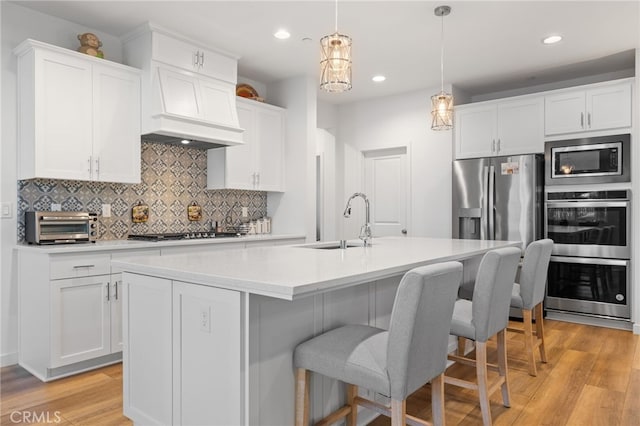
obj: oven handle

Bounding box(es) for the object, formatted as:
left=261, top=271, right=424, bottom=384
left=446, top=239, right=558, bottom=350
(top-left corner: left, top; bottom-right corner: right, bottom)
left=550, top=256, right=629, bottom=267
left=546, top=201, right=630, bottom=209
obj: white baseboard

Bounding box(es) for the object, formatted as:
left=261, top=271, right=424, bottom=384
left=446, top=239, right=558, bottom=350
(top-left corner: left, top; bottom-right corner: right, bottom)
left=633, top=323, right=640, bottom=335
left=1, top=352, right=18, bottom=367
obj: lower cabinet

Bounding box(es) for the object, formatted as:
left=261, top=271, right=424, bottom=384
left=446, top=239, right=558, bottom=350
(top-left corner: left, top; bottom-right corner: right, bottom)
left=17, top=248, right=158, bottom=381
left=123, top=274, right=241, bottom=426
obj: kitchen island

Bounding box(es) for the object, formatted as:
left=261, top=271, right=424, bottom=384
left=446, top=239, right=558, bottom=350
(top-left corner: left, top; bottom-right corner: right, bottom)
left=113, top=237, right=520, bottom=426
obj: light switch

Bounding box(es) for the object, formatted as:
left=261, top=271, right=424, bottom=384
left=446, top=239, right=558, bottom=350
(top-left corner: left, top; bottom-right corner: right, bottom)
left=1, top=202, right=12, bottom=219
left=102, top=204, right=111, bottom=217
left=51, top=203, right=62, bottom=211
left=241, top=207, right=248, bottom=217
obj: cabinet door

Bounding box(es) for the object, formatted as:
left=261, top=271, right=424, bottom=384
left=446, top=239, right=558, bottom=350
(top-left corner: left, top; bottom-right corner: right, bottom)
left=586, top=83, right=632, bottom=131
left=93, top=65, right=141, bottom=184
left=34, top=50, right=93, bottom=180
left=455, top=105, right=496, bottom=159
left=157, top=67, right=202, bottom=118
left=51, top=275, right=111, bottom=367
left=256, top=107, right=285, bottom=191
left=172, top=281, right=242, bottom=426
left=497, top=97, right=544, bottom=155
left=200, top=77, right=238, bottom=126
left=110, top=277, right=123, bottom=353
left=224, top=103, right=256, bottom=189
left=544, top=91, right=586, bottom=135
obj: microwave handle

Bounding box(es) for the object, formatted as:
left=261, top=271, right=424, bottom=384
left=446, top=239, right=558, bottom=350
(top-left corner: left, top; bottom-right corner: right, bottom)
left=580, top=112, right=584, bottom=128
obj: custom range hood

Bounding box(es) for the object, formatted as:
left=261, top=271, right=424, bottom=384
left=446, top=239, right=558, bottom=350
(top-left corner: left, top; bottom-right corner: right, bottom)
left=122, top=23, right=244, bottom=149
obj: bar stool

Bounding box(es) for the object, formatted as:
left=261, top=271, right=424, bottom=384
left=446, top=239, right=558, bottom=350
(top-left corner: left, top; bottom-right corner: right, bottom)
left=293, top=262, right=463, bottom=426
left=507, top=239, right=553, bottom=376
left=445, top=247, right=521, bottom=426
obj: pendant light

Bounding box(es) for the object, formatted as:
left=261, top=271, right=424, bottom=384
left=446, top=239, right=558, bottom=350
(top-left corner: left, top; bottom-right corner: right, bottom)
left=320, top=0, right=352, bottom=92
left=431, top=5, right=453, bottom=130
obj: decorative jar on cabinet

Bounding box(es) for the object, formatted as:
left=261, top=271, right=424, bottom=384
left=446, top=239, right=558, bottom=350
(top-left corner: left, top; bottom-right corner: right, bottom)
left=14, top=39, right=141, bottom=183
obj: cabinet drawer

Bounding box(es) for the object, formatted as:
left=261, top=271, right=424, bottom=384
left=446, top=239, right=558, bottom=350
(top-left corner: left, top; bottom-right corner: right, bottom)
left=50, top=253, right=111, bottom=280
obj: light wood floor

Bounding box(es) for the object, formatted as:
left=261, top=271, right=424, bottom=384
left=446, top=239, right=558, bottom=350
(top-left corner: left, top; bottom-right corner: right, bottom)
left=1, top=319, right=639, bottom=425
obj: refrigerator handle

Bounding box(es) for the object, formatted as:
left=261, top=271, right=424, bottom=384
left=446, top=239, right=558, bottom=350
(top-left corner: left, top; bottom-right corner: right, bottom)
left=481, top=166, right=489, bottom=240
left=488, top=165, right=495, bottom=239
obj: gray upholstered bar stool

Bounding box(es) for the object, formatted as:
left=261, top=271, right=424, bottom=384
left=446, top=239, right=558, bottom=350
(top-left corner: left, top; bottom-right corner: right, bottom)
left=293, top=262, right=463, bottom=426
left=507, top=238, right=553, bottom=376
left=445, top=247, right=521, bottom=426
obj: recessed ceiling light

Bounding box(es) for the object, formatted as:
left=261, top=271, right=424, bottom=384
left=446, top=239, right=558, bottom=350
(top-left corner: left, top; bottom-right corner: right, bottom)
left=274, top=29, right=291, bottom=40
left=181, top=139, right=190, bottom=145
left=542, top=35, right=562, bottom=45
left=372, top=75, right=386, bottom=82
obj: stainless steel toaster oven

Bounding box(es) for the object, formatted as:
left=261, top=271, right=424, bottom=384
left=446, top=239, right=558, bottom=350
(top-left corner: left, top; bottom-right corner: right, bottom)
left=25, top=211, right=98, bottom=244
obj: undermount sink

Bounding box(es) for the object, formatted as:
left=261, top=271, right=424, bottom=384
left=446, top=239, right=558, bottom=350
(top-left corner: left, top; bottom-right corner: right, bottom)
left=300, top=241, right=365, bottom=250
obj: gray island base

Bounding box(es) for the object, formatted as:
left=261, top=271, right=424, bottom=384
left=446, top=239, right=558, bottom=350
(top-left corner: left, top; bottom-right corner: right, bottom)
left=114, top=237, right=520, bottom=425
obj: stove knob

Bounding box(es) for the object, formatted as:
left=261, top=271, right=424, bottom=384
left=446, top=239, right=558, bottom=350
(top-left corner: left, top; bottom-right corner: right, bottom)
left=197, top=233, right=202, bottom=238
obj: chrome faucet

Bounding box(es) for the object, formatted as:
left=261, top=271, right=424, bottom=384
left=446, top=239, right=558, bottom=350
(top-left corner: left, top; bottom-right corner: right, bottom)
left=343, top=192, right=372, bottom=246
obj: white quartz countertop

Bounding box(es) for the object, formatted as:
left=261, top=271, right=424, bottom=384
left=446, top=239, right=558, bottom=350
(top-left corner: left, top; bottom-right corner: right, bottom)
left=112, top=237, right=521, bottom=300
left=13, top=234, right=305, bottom=254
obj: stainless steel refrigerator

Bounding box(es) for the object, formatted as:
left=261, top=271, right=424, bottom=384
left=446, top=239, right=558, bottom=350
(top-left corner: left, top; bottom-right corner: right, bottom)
left=452, top=154, right=544, bottom=252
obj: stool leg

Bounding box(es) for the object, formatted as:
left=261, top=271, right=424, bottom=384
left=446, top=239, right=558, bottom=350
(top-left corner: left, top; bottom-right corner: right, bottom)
left=346, top=384, right=358, bottom=426
left=522, top=308, right=537, bottom=376
left=534, top=302, right=547, bottom=363
left=390, top=399, right=406, bottom=426
left=431, top=374, right=445, bottom=426
left=295, top=368, right=310, bottom=426
left=457, top=336, right=466, bottom=356
left=497, top=329, right=511, bottom=408
left=475, top=341, right=492, bottom=426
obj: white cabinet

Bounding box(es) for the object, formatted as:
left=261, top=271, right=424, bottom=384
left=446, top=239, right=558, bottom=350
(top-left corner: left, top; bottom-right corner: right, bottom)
left=545, top=81, right=632, bottom=136
left=207, top=98, right=285, bottom=191
left=122, top=23, right=243, bottom=146
left=122, top=274, right=241, bottom=425
left=455, top=96, right=543, bottom=159
left=17, top=248, right=159, bottom=381
left=15, top=39, right=141, bottom=183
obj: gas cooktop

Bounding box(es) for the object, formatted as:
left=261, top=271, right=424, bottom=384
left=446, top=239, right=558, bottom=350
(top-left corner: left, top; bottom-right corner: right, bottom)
left=127, top=232, right=240, bottom=241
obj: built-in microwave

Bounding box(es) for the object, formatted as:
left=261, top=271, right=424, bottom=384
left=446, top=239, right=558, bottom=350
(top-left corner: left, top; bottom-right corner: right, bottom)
left=545, top=134, right=630, bottom=186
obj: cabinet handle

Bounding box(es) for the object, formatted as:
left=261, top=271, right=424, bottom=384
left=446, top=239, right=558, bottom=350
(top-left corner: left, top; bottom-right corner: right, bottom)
left=114, top=281, right=119, bottom=300
left=587, top=112, right=591, bottom=128
left=106, top=282, right=110, bottom=302
left=497, top=139, right=501, bottom=153
left=194, top=51, right=199, bottom=67
left=199, top=52, right=205, bottom=68
left=580, top=112, right=584, bottom=128
left=95, top=157, right=100, bottom=181
left=492, top=139, right=496, bottom=153
left=87, top=157, right=92, bottom=178
left=73, top=264, right=95, bottom=269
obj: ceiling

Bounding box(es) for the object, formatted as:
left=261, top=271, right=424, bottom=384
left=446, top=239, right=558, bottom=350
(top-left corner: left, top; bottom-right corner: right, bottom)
left=11, top=1, right=639, bottom=105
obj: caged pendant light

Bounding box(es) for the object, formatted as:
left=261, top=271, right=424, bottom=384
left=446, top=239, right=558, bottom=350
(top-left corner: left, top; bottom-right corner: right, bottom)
left=320, top=0, right=352, bottom=92
left=431, top=5, right=453, bottom=130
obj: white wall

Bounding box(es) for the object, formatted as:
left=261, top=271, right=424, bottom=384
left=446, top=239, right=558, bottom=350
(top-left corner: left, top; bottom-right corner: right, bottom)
left=266, top=76, right=317, bottom=241
left=336, top=87, right=453, bottom=240
left=0, top=2, right=124, bottom=365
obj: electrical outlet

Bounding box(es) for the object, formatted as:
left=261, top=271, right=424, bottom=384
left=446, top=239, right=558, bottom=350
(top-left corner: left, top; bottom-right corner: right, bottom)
left=51, top=203, right=62, bottom=212
left=241, top=206, right=248, bottom=217
left=199, top=306, right=211, bottom=333
left=102, top=204, right=111, bottom=217
left=1, top=202, right=12, bottom=219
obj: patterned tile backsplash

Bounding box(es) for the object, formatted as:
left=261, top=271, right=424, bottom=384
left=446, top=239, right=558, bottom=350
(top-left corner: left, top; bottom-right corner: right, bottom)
left=17, top=141, right=267, bottom=241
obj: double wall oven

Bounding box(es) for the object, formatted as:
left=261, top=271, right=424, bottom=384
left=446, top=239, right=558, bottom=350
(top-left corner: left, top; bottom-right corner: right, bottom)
left=544, top=134, right=631, bottom=320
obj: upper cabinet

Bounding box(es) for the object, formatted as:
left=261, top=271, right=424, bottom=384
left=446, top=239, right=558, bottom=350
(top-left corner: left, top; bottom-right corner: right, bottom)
left=455, top=96, right=544, bottom=159
left=14, top=39, right=141, bottom=183
left=122, top=23, right=243, bottom=146
left=544, top=80, right=632, bottom=136
left=207, top=98, right=285, bottom=192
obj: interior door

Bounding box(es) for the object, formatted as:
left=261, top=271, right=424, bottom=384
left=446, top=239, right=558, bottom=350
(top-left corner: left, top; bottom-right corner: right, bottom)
left=363, top=147, right=408, bottom=237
